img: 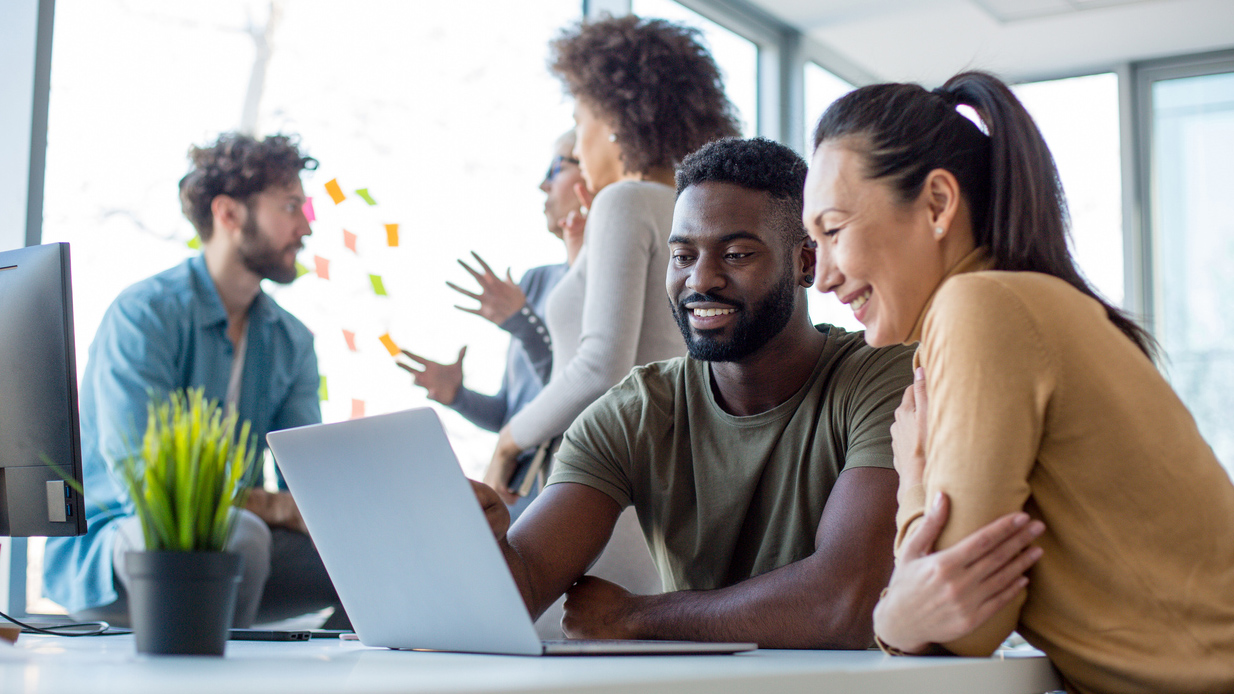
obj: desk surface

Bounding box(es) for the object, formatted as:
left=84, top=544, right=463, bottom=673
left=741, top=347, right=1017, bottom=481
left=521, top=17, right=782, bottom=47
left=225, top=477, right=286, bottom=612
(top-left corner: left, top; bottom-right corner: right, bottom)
left=1, top=634, right=1061, bottom=694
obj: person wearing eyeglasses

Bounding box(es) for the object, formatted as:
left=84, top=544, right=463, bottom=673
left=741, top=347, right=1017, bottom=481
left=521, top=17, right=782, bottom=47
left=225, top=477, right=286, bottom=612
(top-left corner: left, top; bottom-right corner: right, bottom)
left=399, top=130, right=586, bottom=511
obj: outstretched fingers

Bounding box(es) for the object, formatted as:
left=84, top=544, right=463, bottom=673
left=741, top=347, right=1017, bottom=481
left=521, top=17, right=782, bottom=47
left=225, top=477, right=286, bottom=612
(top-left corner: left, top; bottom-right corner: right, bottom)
left=446, top=281, right=482, bottom=301
left=901, top=493, right=951, bottom=561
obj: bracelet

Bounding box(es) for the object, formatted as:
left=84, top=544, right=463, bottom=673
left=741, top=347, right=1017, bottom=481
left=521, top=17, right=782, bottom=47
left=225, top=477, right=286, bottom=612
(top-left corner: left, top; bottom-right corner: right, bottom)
left=874, top=633, right=912, bottom=656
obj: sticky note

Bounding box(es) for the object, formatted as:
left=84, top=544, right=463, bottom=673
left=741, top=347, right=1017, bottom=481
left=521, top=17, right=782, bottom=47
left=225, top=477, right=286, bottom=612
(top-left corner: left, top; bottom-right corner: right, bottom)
left=355, top=188, right=377, bottom=206
left=302, top=197, right=316, bottom=222
left=370, top=274, right=387, bottom=296
left=378, top=333, right=400, bottom=357
left=343, top=229, right=358, bottom=253
left=295, top=261, right=309, bottom=279
left=324, top=179, right=345, bottom=205
left=186, top=237, right=202, bottom=250
left=314, top=255, right=330, bottom=280
left=318, top=376, right=328, bottom=402
left=342, top=330, right=357, bottom=352
left=385, top=224, right=399, bottom=247
left=350, top=399, right=365, bottom=419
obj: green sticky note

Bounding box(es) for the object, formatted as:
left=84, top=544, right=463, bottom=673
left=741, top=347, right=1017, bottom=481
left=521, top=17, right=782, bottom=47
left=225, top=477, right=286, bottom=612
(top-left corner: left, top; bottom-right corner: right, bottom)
left=370, top=274, right=387, bottom=296
left=186, top=237, right=202, bottom=249
left=355, top=188, right=377, bottom=206
left=296, top=261, right=309, bottom=279
left=318, top=375, right=328, bottom=402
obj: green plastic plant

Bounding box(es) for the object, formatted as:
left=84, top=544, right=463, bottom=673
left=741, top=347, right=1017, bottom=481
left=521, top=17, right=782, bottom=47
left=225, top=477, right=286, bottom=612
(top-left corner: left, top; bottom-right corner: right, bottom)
left=116, top=388, right=258, bottom=552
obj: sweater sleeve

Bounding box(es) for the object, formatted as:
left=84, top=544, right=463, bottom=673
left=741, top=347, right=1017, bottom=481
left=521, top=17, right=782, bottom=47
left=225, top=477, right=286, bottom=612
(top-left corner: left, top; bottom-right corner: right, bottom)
left=506, top=184, right=657, bottom=448
left=896, top=274, right=1055, bottom=657
left=449, top=386, right=507, bottom=433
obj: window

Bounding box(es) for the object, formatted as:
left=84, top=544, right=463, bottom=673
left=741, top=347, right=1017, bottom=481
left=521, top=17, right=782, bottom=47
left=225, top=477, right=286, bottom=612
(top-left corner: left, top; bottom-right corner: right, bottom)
left=1146, top=66, right=1234, bottom=476
left=630, top=0, right=759, bottom=137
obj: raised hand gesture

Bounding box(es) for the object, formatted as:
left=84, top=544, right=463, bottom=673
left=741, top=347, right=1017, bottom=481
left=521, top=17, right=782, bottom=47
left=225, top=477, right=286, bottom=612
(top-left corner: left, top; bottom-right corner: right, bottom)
left=446, top=252, right=526, bottom=326
left=397, top=346, right=466, bottom=405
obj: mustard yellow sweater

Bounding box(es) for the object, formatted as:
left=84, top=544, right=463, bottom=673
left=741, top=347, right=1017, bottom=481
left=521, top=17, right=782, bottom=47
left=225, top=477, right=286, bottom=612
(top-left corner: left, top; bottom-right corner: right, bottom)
left=895, top=250, right=1234, bottom=694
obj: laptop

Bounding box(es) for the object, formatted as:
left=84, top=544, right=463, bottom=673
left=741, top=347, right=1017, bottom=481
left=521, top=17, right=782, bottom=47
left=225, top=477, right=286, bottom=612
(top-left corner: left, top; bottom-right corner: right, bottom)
left=266, top=408, right=757, bottom=656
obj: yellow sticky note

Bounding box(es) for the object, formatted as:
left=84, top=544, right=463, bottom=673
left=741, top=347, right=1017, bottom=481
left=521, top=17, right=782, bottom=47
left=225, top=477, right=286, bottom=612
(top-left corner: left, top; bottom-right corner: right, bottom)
left=356, top=188, right=377, bottom=206
left=378, top=333, right=400, bottom=357
left=186, top=237, right=202, bottom=250
left=324, top=178, right=346, bottom=205
left=385, top=224, right=399, bottom=247
left=369, top=274, right=387, bottom=296
left=295, top=261, right=309, bottom=279
left=318, top=375, right=328, bottom=402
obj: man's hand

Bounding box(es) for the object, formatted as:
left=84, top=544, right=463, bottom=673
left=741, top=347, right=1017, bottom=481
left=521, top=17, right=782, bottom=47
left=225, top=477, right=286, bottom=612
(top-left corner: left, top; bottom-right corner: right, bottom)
left=560, top=182, right=592, bottom=267
left=562, top=576, right=641, bottom=640
left=891, top=367, right=928, bottom=489
left=470, top=479, right=510, bottom=544
left=447, top=252, right=527, bottom=325
left=482, top=426, right=524, bottom=505
left=398, top=347, right=466, bottom=405
left=873, top=493, right=1045, bottom=654
left=244, top=488, right=309, bottom=535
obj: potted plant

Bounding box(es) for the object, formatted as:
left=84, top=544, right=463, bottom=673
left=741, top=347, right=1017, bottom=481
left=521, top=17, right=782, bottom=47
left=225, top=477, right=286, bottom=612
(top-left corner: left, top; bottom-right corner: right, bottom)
left=117, top=387, right=257, bottom=656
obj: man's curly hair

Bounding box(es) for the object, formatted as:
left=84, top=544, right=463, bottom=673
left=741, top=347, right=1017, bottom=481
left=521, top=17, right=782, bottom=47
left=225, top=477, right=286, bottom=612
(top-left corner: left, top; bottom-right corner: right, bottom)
left=550, top=15, right=740, bottom=175
left=179, top=133, right=317, bottom=240
left=676, top=137, right=809, bottom=249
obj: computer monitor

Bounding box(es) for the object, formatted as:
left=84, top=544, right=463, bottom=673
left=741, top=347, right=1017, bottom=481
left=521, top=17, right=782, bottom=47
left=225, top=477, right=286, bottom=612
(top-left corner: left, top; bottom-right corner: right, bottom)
left=0, top=242, right=87, bottom=536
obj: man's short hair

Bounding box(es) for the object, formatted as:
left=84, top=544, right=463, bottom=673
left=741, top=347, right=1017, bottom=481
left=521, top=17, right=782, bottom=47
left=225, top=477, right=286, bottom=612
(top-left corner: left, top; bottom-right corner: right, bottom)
left=675, top=137, right=808, bottom=249
left=179, top=133, right=318, bottom=240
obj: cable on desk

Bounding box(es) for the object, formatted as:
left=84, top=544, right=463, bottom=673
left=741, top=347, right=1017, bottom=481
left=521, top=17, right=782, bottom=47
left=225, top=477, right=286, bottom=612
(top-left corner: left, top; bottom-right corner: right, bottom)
left=0, top=609, right=111, bottom=636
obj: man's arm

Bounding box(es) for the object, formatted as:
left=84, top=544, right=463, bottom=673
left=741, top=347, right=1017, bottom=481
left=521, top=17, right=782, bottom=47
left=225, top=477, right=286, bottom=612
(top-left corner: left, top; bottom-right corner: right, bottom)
left=474, top=480, right=623, bottom=620
left=562, top=466, right=898, bottom=648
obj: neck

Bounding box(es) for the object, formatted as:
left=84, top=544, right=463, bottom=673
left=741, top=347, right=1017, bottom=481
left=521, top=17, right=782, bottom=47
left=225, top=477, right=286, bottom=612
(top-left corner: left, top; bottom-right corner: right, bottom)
left=202, top=242, right=262, bottom=345
left=614, top=166, right=675, bottom=188
left=708, top=296, right=827, bottom=416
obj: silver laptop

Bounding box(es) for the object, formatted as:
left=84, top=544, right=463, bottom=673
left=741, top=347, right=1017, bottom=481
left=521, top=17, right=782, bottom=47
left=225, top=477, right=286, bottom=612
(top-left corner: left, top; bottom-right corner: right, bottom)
left=267, top=408, right=757, bottom=656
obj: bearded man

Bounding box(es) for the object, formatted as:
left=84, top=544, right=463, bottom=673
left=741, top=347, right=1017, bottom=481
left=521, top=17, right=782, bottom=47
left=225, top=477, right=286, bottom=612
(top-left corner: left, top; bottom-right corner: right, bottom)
left=470, top=137, right=915, bottom=648
left=44, top=133, right=348, bottom=629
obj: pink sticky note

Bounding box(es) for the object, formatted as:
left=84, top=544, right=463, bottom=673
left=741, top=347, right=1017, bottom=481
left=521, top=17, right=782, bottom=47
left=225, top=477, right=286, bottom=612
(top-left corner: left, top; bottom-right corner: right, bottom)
left=342, top=330, right=357, bottom=352
left=302, top=197, right=316, bottom=222
left=314, top=255, right=330, bottom=280
left=343, top=229, right=358, bottom=253
left=350, top=399, right=365, bottom=419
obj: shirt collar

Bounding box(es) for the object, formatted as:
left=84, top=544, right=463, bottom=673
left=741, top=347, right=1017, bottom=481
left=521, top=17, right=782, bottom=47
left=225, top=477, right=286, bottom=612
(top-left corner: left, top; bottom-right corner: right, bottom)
left=904, top=246, right=994, bottom=344
left=188, top=253, right=277, bottom=328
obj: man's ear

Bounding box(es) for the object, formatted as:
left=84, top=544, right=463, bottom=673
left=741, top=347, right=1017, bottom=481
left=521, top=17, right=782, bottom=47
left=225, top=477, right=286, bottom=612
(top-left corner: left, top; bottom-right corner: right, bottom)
left=210, top=195, right=245, bottom=240
left=798, top=234, right=818, bottom=287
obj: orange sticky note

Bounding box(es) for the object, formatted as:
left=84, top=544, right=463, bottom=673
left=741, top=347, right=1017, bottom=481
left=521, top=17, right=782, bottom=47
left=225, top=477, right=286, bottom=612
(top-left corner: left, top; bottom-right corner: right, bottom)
left=342, top=330, right=357, bottom=352
left=343, top=229, right=358, bottom=253
left=350, top=399, right=365, bottom=419
left=324, top=178, right=345, bottom=205
left=313, top=255, right=330, bottom=280
left=378, top=333, right=400, bottom=357
left=385, top=224, right=399, bottom=247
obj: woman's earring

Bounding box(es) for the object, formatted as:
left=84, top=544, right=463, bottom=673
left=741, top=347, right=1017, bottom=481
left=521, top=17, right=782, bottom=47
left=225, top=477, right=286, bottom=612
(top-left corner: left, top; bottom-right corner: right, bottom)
left=933, top=226, right=945, bottom=238
left=608, top=133, right=617, bottom=143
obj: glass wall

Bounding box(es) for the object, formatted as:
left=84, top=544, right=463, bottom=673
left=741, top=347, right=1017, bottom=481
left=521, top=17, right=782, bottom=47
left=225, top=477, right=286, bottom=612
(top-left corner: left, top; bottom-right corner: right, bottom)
left=631, top=0, right=759, bottom=138
left=1149, top=68, right=1234, bottom=476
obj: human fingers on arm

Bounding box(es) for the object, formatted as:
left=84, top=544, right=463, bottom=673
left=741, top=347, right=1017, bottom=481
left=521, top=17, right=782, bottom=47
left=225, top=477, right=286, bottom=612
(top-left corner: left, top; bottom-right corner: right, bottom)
left=562, top=576, right=640, bottom=640
left=483, top=427, right=524, bottom=505
left=446, top=281, right=482, bottom=302
left=504, top=482, right=622, bottom=620
left=470, top=479, right=510, bottom=544
left=397, top=348, right=463, bottom=404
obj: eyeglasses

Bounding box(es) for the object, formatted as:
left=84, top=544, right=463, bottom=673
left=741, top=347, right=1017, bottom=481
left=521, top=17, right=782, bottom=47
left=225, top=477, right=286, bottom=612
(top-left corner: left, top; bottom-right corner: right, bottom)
left=544, top=155, right=580, bottom=182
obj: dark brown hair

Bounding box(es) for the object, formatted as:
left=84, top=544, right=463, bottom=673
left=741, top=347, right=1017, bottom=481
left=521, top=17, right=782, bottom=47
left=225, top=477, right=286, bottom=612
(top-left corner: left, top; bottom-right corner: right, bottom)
left=179, top=133, right=317, bottom=240
left=550, top=14, right=740, bottom=175
left=812, top=71, right=1156, bottom=359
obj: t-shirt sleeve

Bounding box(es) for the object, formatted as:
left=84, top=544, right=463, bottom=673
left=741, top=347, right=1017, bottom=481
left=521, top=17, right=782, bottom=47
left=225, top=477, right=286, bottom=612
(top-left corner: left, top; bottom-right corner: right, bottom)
left=837, top=340, right=916, bottom=471
left=898, top=275, right=1054, bottom=657
left=545, top=368, right=655, bottom=509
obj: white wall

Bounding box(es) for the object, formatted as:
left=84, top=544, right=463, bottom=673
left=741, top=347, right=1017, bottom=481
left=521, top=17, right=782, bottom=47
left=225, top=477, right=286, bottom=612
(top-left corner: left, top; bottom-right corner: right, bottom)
left=0, top=0, right=43, bottom=252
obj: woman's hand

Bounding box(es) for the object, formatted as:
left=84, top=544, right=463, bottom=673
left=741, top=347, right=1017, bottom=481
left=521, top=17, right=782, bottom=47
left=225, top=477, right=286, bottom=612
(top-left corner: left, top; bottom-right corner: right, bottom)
left=873, top=493, right=1045, bottom=654
left=447, top=252, right=527, bottom=325
left=891, top=366, right=928, bottom=490
left=397, top=347, right=466, bottom=405
left=560, top=182, right=592, bottom=266
left=483, top=426, right=524, bottom=505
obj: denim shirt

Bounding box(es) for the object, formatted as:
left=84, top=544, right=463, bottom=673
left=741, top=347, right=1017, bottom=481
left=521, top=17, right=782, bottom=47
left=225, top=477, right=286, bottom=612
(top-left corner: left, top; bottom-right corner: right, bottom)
left=43, top=254, right=321, bottom=614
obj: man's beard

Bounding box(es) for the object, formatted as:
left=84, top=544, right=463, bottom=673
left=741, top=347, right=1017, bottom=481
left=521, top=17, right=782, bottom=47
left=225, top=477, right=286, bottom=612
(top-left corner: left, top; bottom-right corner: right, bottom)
left=671, top=268, right=798, bottom=362
left=237, top=213, right=299, bottom=284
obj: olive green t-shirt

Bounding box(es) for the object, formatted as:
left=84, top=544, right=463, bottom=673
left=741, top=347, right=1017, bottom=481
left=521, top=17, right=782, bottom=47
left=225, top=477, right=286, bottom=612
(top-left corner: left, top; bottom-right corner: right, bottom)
left=547, top=325, right=915, bottom=592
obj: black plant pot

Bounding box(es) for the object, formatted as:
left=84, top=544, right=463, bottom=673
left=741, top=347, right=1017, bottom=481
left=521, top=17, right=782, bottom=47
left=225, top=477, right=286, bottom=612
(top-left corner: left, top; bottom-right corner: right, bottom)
left=125, top=551, right=243, bottom=656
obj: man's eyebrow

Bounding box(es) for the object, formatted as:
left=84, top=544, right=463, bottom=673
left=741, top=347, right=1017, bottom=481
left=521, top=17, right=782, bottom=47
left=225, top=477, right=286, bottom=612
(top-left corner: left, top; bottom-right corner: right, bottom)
left=667, top=234, right=693, bottom=245
left=717, top=231, right=765, bottom=245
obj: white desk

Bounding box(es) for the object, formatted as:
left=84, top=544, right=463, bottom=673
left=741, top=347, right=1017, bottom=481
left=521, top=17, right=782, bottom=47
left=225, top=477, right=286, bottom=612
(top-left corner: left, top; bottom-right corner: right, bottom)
left=2, top=634, right=1061, bottom=694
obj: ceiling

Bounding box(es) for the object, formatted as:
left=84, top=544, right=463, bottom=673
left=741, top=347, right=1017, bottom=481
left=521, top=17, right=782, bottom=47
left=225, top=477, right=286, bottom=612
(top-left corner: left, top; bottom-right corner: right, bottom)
left=745, top=0, right=1234, bottom=85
